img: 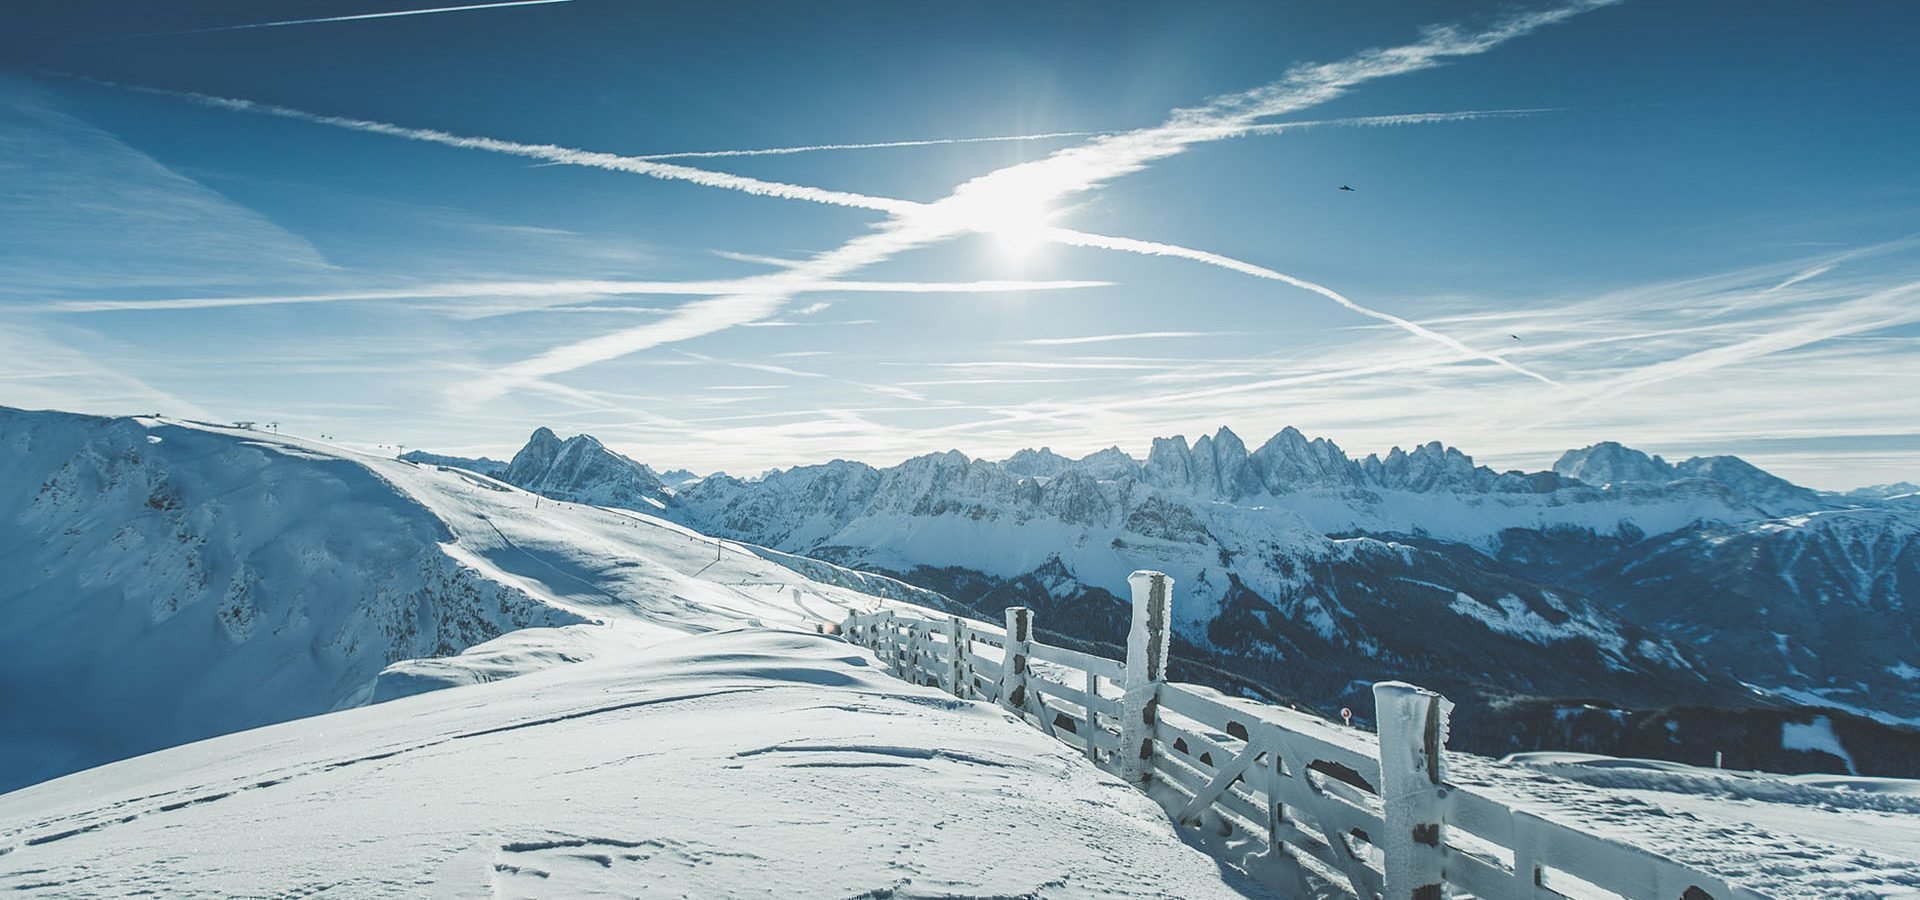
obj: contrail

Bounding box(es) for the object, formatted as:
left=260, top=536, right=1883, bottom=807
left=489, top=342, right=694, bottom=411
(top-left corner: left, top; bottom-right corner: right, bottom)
left=39, top=277, right=1113, bottom=313
left=1023, top=331, right=1217, bottom=346
left=128, top=85, right=913, bottom=215
left=623, top=108, right=1553, bottom=162
left=633, top=130, right=1100, bottom=161
left=126, top=0, right=573, bottom=38
left=1046, top=227, right=1562, bottom=386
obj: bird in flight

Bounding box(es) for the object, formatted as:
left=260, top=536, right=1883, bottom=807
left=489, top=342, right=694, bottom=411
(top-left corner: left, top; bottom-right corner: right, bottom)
left=1510, top=334, right=1522, bottom=341
left=1339, top=185, right=1356, bottom=192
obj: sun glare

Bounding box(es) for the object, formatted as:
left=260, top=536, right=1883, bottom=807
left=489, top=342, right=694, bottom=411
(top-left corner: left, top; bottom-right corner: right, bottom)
left=955, top=190, right=1057, bottom=261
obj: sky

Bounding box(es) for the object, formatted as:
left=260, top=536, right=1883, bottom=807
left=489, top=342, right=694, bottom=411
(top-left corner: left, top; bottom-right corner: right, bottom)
left=1, top=1, right=1917, bottom=489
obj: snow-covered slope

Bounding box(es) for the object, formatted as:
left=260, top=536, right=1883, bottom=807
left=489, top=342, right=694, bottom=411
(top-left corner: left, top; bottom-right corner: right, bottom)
left=1501, top=751, right=1920, bottom=883
left=0, top=408, right=930, bottom=793
left=0, top=409, right=579, bottom=792
left=0, top=628, right=1266, bottom=898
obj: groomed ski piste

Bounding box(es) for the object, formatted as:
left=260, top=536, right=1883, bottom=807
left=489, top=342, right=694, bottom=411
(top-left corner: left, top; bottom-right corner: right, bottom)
left=1, top=412, right=1917, bottom=897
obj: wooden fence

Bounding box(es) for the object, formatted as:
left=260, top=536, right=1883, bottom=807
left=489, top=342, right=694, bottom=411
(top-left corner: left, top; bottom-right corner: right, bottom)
left=842, top=570, right=1769, bottom=900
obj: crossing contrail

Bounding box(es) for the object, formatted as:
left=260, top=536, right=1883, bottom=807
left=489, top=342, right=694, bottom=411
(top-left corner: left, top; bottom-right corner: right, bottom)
left=1045, top=227, right=1562, bottom=386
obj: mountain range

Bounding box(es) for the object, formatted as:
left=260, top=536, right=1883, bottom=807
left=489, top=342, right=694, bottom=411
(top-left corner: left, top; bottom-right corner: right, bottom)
left=435, top=423, right=1920, bottom=767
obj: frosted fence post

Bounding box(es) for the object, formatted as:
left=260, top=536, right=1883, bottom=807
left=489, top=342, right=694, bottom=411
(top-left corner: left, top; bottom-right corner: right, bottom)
left=946, top=615, right=968, bottom=698
left=1374, top=681, right=1453, bottom=900
left=1119, top=570, right=1172, bottom=785
left=1083, top=667, right=1100, bottom=762
left=878, top=610, right=902, bottom=678
left=1000, top=607, right=1033, bottom=717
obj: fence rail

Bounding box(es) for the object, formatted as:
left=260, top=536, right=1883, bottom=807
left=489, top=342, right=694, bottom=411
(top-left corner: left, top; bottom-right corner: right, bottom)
left=842, top=570, right=1769, bottom=900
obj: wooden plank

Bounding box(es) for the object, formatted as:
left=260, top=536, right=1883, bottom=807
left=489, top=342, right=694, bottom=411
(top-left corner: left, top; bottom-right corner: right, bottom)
left=1027, top=640, right=1125, bottom=682
left=1154, top=717, right=1232, bottom=767
left=969, top=671, right=1002, bottom=703
left=1156, top=736, right=1270, bottom=836
left=1441, top=846, right=1521, bottom=900
left=1156, top=742, right=1360, bottom=884
left=1440, top=785, right=1515, bottom=847
left=962, top=623, right=1006, bottom=648
left=1179, top=744, right=1261, bottom=822
left=1026, top=673, right=1092, bottom=709
left=1508, top=805, right=1764, bottom=900
left=1254, top=723, right=1386, bottom=899
left=1160, top=684, right=1382, bottom=782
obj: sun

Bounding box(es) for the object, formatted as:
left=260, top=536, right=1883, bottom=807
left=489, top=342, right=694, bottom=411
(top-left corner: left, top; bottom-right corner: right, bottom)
left=953, top=189, right=1057, bottom=261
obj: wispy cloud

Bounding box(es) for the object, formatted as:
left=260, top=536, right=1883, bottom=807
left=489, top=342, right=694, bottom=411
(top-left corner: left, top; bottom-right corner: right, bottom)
left=1022, top=331, right=1218, bottom=346
left=0, top=322, right=211, bottom=418
left=0, top=78, right=331, bottom=295
left=117, top=0, right=574, bottom=39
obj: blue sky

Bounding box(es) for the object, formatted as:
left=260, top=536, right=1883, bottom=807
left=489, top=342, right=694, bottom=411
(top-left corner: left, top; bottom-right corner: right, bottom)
left=2, top=1, right=1917, bottom=488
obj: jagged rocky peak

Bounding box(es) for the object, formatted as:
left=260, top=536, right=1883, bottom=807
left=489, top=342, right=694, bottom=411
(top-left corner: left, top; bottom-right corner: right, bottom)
left=502, top=427, right=668, bottom=508
left=507, top=426, right=564, bottom=470
left=1361, top=441, right=1487, bottom=493
left=1553, top=441, right=1675, bottom=486
left=1186, top=427, right=1259, bottom=497
left=1001, top=447, right=1074, bottom=479
left=656, top=468, right=701, bottom=487
left=1252, top=426, right=1362, bottom=490
left=1143, top=435, right=1195, bottom=486
left=1074, top=446, right=1141, bottom=481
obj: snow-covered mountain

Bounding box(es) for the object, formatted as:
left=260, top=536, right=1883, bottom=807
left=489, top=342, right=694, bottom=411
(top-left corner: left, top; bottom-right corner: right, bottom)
left=500, top=426, right=677, bottom=512
left=471, top=424, right=1920, bottom=737
left=1552, top=440, right=1827, bottom=515
left=0, top=408, right=928, bottom=793
left=1847, top=481, right=1920, bottom=502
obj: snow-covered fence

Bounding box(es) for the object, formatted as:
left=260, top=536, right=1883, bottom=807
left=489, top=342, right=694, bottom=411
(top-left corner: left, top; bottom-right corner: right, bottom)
left=842, top=571, right=1770, bottom=900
